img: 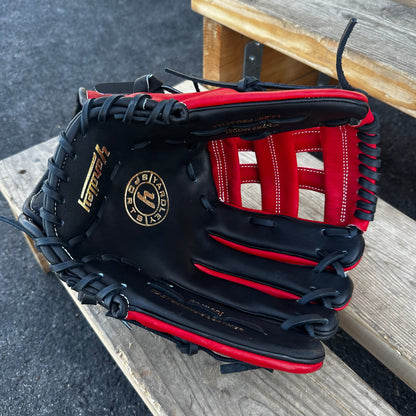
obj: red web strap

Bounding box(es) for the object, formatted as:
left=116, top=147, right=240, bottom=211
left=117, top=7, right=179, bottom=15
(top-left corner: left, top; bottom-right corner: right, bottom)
left=208, top=126, right=362, bottom=227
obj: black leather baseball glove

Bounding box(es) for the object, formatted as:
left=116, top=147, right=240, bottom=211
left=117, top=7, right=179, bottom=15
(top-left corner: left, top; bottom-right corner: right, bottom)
left=9, top=59, right=380, bottom=374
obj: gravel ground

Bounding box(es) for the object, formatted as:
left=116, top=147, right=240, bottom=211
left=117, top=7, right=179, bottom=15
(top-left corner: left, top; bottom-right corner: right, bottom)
left=1, top=1, right=415, bottom=415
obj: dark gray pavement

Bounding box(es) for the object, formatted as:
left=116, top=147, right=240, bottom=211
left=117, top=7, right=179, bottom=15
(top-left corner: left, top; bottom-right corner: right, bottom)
left=0, top=1, right=415, bottom=415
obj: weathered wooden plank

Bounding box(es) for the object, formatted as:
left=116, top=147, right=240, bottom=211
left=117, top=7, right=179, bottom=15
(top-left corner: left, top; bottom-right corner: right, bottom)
left=0, top=81, right=404, bottom=415
left=61, top=297, right=400, bottom=416
left=202, top=18, right=321, bottom=85
left=0, top=140, right=53, bottom=272
left=192, top=0, right=416, bottom=117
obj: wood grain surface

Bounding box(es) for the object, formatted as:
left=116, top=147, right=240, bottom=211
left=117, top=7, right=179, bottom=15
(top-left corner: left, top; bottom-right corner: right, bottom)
left=192, top=0, right=416, bottom=117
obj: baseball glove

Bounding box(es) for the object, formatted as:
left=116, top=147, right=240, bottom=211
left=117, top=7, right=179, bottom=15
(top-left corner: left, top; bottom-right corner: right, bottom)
left=0, top=15, right=378, bottom=375
left=12, top=64, right=380, bottom=374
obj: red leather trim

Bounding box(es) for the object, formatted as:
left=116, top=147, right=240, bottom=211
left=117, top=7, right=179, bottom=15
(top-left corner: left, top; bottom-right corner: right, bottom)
left=88, top=87, right=368, bottom=105
left=194, top=262, right=299, bottom=300
left=87, top=88, right=368, bottom=107
left=178, top=88, right=368, bottom=109
left=195, top=262, right=350, bottom=311
left=127, top=311, right=323, bottom=373
left=334, top=298, right=350, bottom=311
left=86, top=90, right=109, bottom=99
left=209, top=233, right=317, bottom=266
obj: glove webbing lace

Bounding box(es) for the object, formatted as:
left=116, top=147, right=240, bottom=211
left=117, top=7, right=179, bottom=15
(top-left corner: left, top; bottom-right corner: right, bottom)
left=79, top=94, right=188, bottom=137
left=355, top=114, right=381, bottom=222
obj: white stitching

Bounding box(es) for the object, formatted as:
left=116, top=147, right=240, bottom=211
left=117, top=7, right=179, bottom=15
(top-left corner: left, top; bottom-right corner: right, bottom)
left=267, top=136, right=280, bottom=213
left=211, top=142, right=221, bottom=200
left=219, top=140, right=229, bottom=203
left=212, top=141, right=224, bottom=201
left=299, top=184, right=324, bottom=192
left=296, top=147, right=322, bottom=153
left=298, top=168, right=324, bottom=192
left=292, top=130, right=320, bottom=136
left=298, top=167, right=324, bottom=175
left=29, top=188, right=43, bottom=214
left=340, top=125, right=348, bottom=223
left=240, top=163, right=257, bottom=168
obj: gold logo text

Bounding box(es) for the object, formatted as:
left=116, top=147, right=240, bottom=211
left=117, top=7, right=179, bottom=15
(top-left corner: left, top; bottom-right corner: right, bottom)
left=78, top=144, right=110, bottom=213
left=124, top=170, right=169, bottom=226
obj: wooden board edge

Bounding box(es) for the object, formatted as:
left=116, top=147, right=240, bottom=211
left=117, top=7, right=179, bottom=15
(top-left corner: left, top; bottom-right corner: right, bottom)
left=60, top=285, right=172, bottom=416
left=340, top=310, right=416, bottom=392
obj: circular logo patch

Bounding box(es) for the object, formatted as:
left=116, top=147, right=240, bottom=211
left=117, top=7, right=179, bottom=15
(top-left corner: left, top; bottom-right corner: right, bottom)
left=124, top=171, right=169, bottom=226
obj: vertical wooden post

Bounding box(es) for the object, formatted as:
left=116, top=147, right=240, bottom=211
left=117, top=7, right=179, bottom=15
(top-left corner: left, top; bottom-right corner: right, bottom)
left=203, top=17, right=249, bottom=82
left=202, top=17, right=323, bottom=85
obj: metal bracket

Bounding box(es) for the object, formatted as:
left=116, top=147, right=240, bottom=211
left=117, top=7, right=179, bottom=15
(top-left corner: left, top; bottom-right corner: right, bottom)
left=243, top=41, right=264, bottom=79
left=316, top=72, right=332, bottom=87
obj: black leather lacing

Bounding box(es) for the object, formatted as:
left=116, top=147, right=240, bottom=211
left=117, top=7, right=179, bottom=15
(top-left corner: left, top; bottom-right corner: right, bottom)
left=7, top=94, right=189, bottom=319
left=249, top=217, right=353, bottom=305
left=0, top=216, right=33, bottom=236
left=78, top=94, right=188, bottom=137
left=336, top=18, right=358, bottom=91
left=298, top=288, right=341, bottom=310
left=1, top=209, right=130, bottom=318
left=299, top=237, right=352, bottom=307
left=165, top=68, right=310, bottom=92
left=314, top=250, right=347, bottom=277
left=177, top=338, right=274, bottom=374
left=299, top=235, right=351, bottom=308
left=281, top=314, right=329, bottom=338
left=355, top=114, right=381, bottom=221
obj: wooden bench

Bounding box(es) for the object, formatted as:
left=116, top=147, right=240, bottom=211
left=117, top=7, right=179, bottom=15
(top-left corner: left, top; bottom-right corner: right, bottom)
left=0, top=78, right=413, bottom=415
left=191, top=0, right=416, bottom=118
left=192, top=0, right=416, bottom=392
